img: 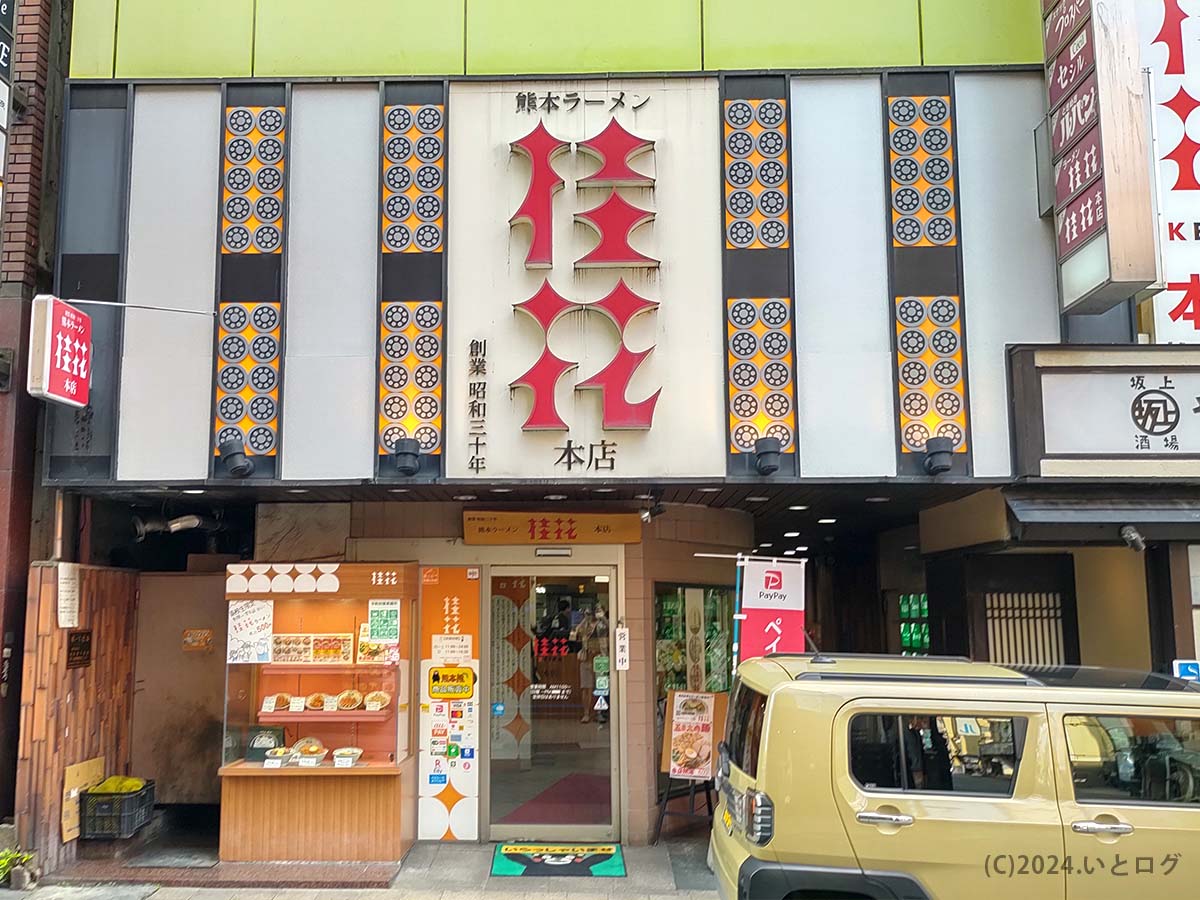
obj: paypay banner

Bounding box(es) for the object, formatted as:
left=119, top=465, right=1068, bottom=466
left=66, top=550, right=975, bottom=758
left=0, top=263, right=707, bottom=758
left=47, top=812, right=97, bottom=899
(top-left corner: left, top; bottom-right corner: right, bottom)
left=738, top=558, right=806, bottom=660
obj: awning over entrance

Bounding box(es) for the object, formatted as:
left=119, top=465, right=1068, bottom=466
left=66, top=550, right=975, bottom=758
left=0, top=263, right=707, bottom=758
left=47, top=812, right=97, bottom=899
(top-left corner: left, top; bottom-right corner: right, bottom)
left=1005, top=490, right=1200, bottom=544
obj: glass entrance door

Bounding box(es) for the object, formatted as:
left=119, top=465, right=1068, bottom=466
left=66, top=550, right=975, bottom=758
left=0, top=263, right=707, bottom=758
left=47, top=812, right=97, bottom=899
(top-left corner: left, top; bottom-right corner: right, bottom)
left=487, top=568, right=617, bottom=840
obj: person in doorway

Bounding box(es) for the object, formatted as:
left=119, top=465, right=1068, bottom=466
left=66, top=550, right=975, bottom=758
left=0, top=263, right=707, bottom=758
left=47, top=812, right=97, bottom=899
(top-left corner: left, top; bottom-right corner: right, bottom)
left=573, top=606, right=609, bottom=724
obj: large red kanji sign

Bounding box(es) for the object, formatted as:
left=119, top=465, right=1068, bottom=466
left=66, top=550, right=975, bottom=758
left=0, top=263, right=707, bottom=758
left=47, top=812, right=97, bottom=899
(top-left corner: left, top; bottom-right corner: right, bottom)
left=28, top=294, right=92, bottom=408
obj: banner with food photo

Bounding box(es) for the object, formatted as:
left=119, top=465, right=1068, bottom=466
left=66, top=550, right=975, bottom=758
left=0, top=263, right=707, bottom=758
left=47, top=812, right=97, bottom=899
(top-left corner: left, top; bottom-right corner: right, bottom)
left=668, top=691, right=716, bottom=780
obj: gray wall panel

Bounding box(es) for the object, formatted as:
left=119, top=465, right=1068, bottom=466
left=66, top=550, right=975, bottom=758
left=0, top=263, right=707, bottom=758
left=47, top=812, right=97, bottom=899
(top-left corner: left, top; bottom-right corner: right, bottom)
left=791, top=76, right=896, bottom=477
left=60, top=108, right=128, bottom=254
left=956, top=73, right=1060, bottom=479
left=117, top=86, right=221, bottom=481
left=282, top=84, right=379, bottom=480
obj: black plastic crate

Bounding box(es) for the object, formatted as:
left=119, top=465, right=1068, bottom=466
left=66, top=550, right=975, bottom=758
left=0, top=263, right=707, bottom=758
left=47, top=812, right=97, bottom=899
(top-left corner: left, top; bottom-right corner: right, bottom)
left=80, top=781, right=155, bottom=839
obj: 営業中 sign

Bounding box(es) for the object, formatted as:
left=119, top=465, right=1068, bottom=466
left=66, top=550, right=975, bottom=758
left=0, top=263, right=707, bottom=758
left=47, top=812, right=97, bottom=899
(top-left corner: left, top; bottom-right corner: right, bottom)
left=28, top=295, right=93, bottom=409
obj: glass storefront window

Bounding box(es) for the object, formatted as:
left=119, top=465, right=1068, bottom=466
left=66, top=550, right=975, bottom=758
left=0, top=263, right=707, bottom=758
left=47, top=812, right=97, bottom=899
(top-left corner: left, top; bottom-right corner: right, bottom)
left=654, top=585, right=735, bottom=697
left=1189, top=546, right=1200, bottom=654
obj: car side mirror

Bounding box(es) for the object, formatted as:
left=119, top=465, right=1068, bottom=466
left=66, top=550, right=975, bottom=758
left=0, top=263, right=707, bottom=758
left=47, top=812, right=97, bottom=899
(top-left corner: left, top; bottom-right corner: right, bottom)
left=718, top=740, right=731, bottom=778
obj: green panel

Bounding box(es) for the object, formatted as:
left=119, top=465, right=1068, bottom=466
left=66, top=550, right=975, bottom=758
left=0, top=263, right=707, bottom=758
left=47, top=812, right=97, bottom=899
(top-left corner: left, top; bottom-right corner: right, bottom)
left=254, top=0, right=465, bottom=76
left=703, top=0, right=921, bottom=70
left=921, top=0, right=1043, bottom=65
left=466, top=0, right=701, bottom=74
left=115, top=0, right=254, bottom=78
left=69, top=0, right=117, bottom=78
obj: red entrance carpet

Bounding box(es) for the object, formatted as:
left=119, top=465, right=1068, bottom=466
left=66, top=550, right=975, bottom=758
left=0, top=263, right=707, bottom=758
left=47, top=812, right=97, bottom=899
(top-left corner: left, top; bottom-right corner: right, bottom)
left=499, top=773, right=612, bottom=825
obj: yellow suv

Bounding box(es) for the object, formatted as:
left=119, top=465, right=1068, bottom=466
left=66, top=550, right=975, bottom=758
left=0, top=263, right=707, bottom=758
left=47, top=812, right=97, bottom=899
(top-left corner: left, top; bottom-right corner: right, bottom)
left=710, top=654, right=1200, bottom=900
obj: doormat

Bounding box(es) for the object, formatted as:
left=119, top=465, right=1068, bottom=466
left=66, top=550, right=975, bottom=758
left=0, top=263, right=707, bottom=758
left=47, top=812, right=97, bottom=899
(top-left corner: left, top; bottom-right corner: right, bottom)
left=491, top=843, right=626, bottom=877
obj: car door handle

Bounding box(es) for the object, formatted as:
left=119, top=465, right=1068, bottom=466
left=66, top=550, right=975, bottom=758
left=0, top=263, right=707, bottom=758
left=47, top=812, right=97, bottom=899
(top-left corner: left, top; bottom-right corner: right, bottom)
left=857, top=811, right=914, bottom=827
left=1072, top=820, right=1134, bottom=836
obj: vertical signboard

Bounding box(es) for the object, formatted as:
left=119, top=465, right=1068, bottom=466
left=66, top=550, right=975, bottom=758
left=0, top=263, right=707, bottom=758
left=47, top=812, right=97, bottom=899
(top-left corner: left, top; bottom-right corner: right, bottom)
left=27, top=296, right=93, bottom=409
left=737, top=558, right=807, bottom=661
left=0, top=0, right=13, bottom=222
left=1045, top=0, right=1156, bottom=313
left=1140, top=1, right=1200, bottom=340
left=418, top=567, right=481, bottom=841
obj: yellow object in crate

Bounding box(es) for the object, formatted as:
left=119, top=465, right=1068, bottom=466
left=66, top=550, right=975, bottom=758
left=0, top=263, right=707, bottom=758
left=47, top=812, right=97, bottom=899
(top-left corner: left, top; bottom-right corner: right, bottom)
left=93, top=776, right=145, bottom=794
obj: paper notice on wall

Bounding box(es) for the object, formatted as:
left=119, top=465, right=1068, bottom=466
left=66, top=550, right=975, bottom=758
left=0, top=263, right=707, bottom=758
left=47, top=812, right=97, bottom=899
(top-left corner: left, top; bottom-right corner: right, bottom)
left=668, top=691, right=716, bottom=781
left=432, top=633, right=472, bottom=664
left=368, top=599, right=401, bottom=642
left=57, top=562, right=80, bottom=628
left=226, top=600, right=273, bottom=663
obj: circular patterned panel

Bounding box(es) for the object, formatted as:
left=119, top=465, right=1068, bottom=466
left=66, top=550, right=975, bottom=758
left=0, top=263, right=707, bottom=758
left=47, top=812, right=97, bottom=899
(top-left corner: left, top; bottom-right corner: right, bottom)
left=924, top=156, right=952, bottom=185
left=256, top=108, right=285, bottom=136
left=415, top=105, right=443, bottom=134
left=220, top=335, right=248, bottom=362
left=415, top=135, right=443, bottom=163
left=898, top=329, right=927, bottom=358
left=219, top=365, right=247, bottom=393
left=385, top=135, right=412, bottom=164
left=726, top=160, right=755, bottom=189
left=253, top=225, right=281, bottom=253
left=758, top=159, right=786, bottom=187
left=726, top=130, right=754, bottom=158
left=385, top=194, right=412, bottom=223
left=255, top=195, right=282, bottom=223
left=380, top=424, right=407, bottom=453
left=225, top=166, right=253, bottom=194
left=415, top=194, right=443, bottom=222
left=758, top=220, right=787, bottom=247
left=383, top=365, right=409, bottom=392
left=730, top=361, right=758, bottom=389
left=385, top=165, right=412, bottom=193
left=900, top=360, right=928, bottom=388
left=217, top=425, right=244, bottom=446
left=930, top=328, right=959, bottom=356
left=903, top=422, right=931, bottom=451
left=929, top=297, right=958, bottom=326
left=386, top=106, right=413, bottom=134
left=892, top=157, right=920, bottom=185
left=383, top=334, right=410, bottom=361
left=762, top=361, right=790, bottom=389
left=760, top=300, right=789, bottom=328
left=727, top=220, right=755, bottom=248
left=756, top=130, right=786, bottom=158
left=224, top=195, right=252, bottom=224
left=937, top=422, right=964, bottom=447
left=766, top=423, right=792, bottom=449
left=922, top=127, right=950, bottom=155
left=756, top=100, right=785, bottom=128
left=925, top=216, right=956, bottom=245
left=731, top=392, right=759, bottom=418
left=932, top=360, right=961, bottom=387
left=894, top=217, right=922, bottom=246
left=725, top=100, right=754, bottom=129
left=413, top=364, right=440, bottom=390
left=382, top=394, right=408, bottom=421
left=385, top=224, right=411, bottom=252
left=256, top=137, right=284, bottom=165
left=758, top=190, right=787, bottom=218
left=934, top=391, right=962, bottom=417
left=921, top=97, right=949, bottom=125
left=761, top=330, right=790, bottom=359
left=251, top=334, right=279, bottom=362
left=250, top=365, right=278, bottom=392
left=414, top=394, right=440, bottom=421
left=414, top=424, right=441, bottom=452
left=221, top=305, right=249, bottom=332
left=732, top=422, right=760, bottom=452
left=384, top=304, right=410, bottom=331
left=924, top=186, right=954, bottom=215
left=253, top=305, right=279, bottom=331
left=763, top=392, right=791, bottom=418
left=889, top=98, right=919, bottom=126
left=897, top=297, right=926, bottom=326
left=256, top=166, right=283, bottom=194
left=227, top=107, right=255, bottom=135
left=893, top=186, right=922, bottom=215
left=416, top=165, right=443, bottom=192
left=414, top=333, right=441, bottom=360
left=414, top=224, right=442, bottom=251
left=414, top=303, right=442, bottom=330
left=247, top=425, right=277, bottom=454
left=901, top=391, right=929, bottom=418
left=730, top=331, right=758, bottom=359
left=218, top=395, right=245, bottom=423
left=726, top=190, right=756, bottom=218
left=249, top=395, right=277, bottom=423
left=225, top=138, right=254, bottom=165
left=890, top=127, right=919, bottom=155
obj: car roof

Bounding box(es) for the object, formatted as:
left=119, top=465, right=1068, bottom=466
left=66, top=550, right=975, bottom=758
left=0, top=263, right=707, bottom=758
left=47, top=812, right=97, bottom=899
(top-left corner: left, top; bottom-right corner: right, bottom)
left=735, top=654, right=1200, bottom=695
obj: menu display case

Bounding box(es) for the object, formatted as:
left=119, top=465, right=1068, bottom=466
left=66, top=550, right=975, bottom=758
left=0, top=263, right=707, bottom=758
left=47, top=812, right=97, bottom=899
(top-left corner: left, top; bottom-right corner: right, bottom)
left=218, top=563, right=419, bottom=862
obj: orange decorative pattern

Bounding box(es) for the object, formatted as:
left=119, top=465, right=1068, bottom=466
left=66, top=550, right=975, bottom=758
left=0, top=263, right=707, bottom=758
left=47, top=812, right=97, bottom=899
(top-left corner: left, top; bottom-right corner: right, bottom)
left=726, top=298, right=797, bottom=454
left=887, top=96, right=957, bottom=249
left=221, top=106, right=286, bottom=255
left=381, top=105, right=445, bottom=254
left=214, top=302, right=281, bottom=457
left=378, top=301, right=444, bottom=456
left=894, top=295, right=968, bottom=454
left=723, top=99, right=790, bottom=250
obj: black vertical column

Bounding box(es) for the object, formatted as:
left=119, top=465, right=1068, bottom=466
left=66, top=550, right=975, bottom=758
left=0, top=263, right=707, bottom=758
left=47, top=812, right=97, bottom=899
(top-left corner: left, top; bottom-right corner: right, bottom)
left=47, top=84, right=131, bottom=481
left=883, top=73, right=972, bottom=477
left=720, top=75, right=799, bottom=478
left=211, top=84, right=288, bottom=479
left=376, top=81, right=447, bottom=481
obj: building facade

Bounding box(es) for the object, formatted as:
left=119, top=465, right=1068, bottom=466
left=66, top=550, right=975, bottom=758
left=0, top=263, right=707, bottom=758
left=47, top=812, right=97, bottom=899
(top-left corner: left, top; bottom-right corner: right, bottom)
left=12, top=0, right=1200, bottom=873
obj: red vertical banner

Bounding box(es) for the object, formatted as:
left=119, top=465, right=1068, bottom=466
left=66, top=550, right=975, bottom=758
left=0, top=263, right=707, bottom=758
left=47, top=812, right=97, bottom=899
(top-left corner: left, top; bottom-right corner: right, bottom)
left=738, top=559, right=807, bottom=660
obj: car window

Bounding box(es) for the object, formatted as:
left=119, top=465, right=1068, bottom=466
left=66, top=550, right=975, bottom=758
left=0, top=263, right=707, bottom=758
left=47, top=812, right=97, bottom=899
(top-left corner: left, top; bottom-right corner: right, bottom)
left=850, top=713, right=1024, bottom=796
left=727, top=682, right=767, bottom=778
left=1064, top=714, right=1200, bottom=805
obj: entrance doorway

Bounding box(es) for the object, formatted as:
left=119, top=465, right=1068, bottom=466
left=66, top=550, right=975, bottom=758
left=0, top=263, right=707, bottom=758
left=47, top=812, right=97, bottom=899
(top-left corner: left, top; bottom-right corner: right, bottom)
left=487, top=568, right=618, bottom=840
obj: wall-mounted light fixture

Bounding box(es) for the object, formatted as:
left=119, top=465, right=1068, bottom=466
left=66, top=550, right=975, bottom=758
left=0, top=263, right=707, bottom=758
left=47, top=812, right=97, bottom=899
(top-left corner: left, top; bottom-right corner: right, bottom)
left=391, top=438, right=421, bottom=477
left=922, top=436, right=954, bottom=475
left=753, top=437, right=781, bottom=476
left=218, top=437, right=255, bottom=478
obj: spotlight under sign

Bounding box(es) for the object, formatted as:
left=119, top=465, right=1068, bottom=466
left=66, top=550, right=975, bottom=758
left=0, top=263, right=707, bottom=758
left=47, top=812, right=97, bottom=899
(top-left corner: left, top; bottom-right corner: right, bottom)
left=28, top=294, right=92, bottom=409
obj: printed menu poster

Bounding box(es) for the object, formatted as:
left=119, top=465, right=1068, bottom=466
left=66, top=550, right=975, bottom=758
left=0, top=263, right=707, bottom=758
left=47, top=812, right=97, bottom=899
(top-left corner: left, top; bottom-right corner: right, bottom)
left=669, top=691, right=715, bottom=780
left=226, top=600, right=273, bottom=663
left=368, top=599, right=401, bottom=642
